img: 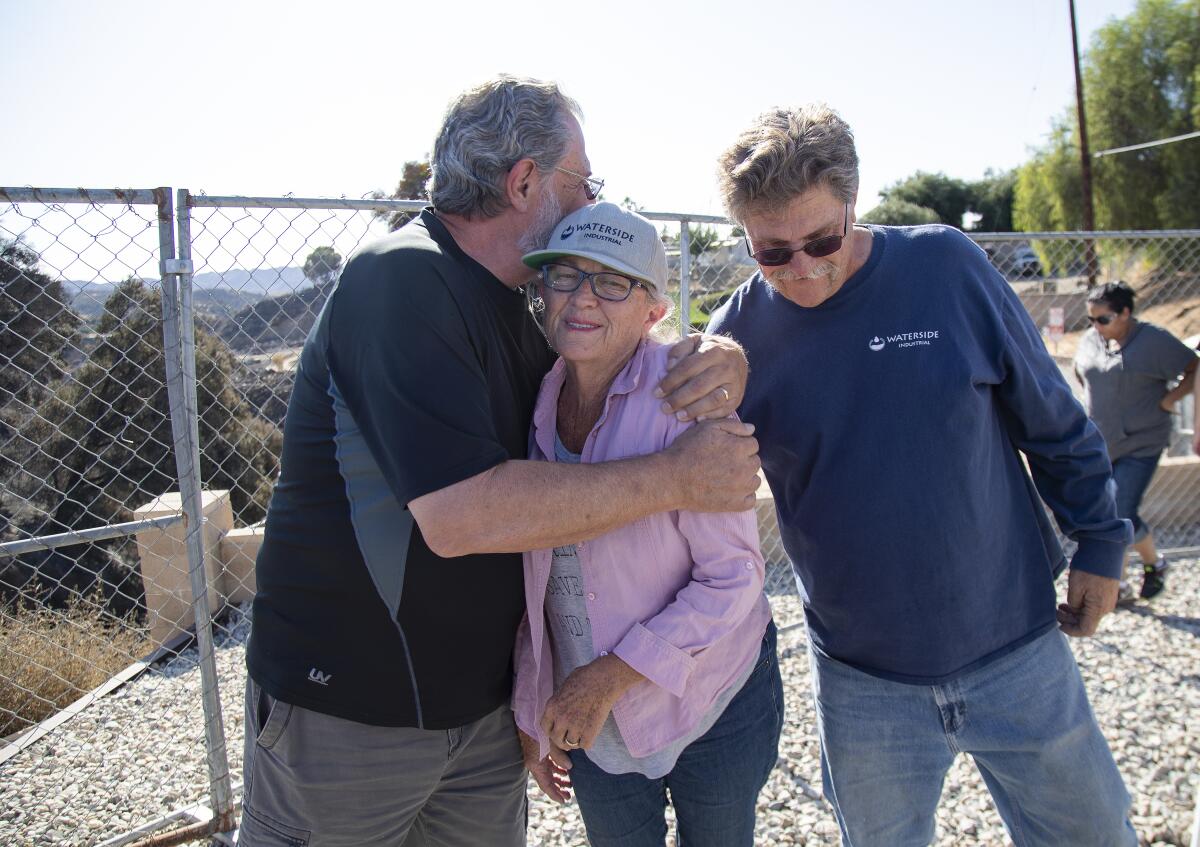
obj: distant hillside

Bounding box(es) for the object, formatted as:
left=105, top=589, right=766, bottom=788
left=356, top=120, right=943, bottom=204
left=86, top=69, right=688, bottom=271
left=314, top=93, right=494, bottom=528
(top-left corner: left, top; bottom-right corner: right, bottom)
left=192, top=266, right=309, bottom=297
left=66, top=266, right=307, bottom=321
left=219, top=284, right=330, bottom=352
left=69, top=285, right=261, bottom=323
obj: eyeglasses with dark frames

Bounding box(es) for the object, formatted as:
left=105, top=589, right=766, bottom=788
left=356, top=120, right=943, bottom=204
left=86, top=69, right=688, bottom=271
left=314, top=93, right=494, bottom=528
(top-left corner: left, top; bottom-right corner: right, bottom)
left=746, top=204, right=850, bottom=267
left=555, top=166, right=604, bottom=201
left=540, top=263, right=645, bottom=302
left=1087, top=313, right=1118, bottom=326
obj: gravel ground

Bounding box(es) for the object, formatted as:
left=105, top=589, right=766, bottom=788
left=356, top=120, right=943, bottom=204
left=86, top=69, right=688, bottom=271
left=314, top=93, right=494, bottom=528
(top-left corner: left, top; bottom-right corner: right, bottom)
left=2, top=559, right=1198, bottom=846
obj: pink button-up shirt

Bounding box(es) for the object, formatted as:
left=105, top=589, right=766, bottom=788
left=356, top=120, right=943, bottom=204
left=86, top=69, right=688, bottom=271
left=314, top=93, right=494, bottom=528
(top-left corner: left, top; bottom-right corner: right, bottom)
left=513, top=339, right=772, bottom=759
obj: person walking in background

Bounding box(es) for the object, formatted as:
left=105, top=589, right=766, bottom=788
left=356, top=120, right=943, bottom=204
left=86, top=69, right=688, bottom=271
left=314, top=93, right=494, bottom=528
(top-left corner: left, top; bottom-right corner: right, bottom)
left=1074, top=281, right=1198, bottom=603
left=515, top=203, right=782, bottom=847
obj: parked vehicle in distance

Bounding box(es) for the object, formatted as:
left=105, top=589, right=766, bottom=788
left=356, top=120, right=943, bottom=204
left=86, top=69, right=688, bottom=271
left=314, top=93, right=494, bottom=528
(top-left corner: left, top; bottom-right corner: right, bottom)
left=977, top=241, right=1045, bottom=279
left=1010, top=245, right=1044, bottom=278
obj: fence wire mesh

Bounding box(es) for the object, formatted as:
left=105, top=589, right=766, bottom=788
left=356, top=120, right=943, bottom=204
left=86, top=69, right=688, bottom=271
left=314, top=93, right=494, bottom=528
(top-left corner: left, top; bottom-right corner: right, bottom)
left=1, top=187, right=1199, bottom=845
left=0, top=189, right=238, bottom=845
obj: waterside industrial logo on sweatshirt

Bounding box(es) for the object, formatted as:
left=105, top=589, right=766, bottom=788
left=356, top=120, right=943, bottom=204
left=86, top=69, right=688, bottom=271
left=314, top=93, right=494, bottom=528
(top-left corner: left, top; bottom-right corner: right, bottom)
left=869, top=330, right=942, bottom=351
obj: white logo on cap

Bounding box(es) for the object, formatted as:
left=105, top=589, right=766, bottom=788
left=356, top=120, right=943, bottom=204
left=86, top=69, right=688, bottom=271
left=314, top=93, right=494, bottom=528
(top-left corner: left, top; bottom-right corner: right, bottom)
left=869, top=336, right=885, bottom=351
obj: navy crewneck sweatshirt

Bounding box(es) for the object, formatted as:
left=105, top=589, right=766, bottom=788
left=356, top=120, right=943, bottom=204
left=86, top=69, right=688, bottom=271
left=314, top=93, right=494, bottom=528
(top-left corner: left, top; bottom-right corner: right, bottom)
left=710, top=225, right=1130, bottom=684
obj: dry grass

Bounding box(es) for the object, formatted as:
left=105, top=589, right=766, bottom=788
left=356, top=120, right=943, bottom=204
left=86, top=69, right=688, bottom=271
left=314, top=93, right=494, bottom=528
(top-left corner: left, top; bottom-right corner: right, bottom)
left=0, top=596, right=150, bottom=738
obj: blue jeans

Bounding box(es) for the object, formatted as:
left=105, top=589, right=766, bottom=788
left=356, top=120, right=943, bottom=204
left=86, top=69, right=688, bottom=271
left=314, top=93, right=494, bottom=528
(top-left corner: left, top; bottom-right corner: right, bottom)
left=1111, top=453, right=1161, bottom=543
left=567, top=622, right=783, bottom=847
left=810, top=629, right=1136, bottom=847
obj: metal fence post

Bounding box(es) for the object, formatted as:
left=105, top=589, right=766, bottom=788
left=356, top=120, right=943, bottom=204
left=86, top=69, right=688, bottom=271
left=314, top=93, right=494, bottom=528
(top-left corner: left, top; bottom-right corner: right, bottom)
left=161, top=188, right=236, bottom=832
left=679, top=219, right=692, bottom=332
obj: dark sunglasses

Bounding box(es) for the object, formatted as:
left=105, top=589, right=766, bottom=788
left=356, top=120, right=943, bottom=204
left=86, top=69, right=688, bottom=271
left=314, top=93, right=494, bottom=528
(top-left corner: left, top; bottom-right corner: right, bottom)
left=746, top=204, right=850, bottom=267
left=1087, top=314, right=1117, bottom=326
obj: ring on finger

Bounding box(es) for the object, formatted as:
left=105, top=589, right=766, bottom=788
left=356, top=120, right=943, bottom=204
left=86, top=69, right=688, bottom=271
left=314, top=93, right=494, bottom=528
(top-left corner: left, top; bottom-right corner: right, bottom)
left=718, top=386, right=730, bottom=403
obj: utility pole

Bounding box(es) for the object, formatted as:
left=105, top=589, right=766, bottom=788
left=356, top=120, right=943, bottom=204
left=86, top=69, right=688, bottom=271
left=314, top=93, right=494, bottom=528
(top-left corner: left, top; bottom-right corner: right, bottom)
left=1069, top=0, right=1099, bottom=284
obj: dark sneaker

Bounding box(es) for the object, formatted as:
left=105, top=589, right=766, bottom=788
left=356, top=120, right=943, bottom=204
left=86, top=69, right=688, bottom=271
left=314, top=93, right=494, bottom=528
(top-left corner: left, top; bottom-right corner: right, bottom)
left=1140, top=556, right=1169, bottom=600
left=1116, top=580, right=1137, bottom=607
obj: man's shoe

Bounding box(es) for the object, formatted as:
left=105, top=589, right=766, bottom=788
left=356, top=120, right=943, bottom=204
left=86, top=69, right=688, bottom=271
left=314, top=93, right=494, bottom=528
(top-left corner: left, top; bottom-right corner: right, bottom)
left=1116, top=580, right=1137, bottom=607
left=1140, top=556, right=1169, bottom=600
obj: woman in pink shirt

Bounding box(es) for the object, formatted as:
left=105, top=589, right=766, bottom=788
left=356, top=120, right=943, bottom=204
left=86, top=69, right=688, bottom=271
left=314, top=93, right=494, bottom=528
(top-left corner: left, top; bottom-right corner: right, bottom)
left=514, top=202, right=782, bottom=847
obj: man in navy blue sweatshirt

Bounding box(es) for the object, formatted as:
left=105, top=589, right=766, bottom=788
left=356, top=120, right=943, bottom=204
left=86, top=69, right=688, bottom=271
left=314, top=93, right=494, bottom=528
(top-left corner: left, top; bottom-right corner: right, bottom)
left=709, top=104, right=1137, bottom=846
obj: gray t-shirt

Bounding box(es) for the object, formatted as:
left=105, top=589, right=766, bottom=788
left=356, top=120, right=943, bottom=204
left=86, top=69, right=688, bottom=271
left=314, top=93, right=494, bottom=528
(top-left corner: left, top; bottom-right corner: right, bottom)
left=1074, top=321, right=1197, bottom=460
left=545, top=434, right=754, bottom=778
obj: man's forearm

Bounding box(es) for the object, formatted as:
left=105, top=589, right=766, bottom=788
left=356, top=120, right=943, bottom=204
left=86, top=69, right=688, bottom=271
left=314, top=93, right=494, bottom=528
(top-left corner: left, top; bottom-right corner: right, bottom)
left=413, top=454, right=682, bottom=557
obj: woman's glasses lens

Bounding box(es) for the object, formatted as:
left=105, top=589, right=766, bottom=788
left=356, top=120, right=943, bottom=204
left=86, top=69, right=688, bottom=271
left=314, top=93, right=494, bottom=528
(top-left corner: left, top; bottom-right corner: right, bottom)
left=1088, top=314, right=1116, bottom=325
left=542, top=265, right=636, bottom=301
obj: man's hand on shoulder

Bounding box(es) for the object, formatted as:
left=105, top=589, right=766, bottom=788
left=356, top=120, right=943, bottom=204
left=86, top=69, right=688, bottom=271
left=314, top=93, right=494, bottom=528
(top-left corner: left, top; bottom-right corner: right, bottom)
left=657, top=333, right=748, bottom=422
left=664, top=419, right=760, bottom=512
left=1057, top=569, right=1120, bottom=638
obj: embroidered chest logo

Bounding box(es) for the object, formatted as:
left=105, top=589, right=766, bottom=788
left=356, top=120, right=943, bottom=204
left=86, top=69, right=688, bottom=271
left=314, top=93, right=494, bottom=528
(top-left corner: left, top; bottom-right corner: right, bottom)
left=870, top=330, right=942, bottom=350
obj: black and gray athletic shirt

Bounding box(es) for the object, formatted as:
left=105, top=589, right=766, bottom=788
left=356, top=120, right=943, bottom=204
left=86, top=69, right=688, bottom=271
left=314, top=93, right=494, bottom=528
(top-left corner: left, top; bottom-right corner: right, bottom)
left=247, top=210, right=555, bottom=729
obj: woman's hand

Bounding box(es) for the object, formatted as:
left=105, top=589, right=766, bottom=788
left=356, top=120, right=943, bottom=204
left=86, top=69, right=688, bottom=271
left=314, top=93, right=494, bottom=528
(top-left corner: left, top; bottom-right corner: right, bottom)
left=540, top=654, right=645, bottom=751
left=519, top=728, right=573, bottom=804
left=657, top=333, right=748, bottom=422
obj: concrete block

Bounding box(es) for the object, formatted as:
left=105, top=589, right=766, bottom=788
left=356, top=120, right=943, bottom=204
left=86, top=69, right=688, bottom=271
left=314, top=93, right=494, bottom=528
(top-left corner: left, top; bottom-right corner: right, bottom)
left=219, top=524, right=264, bottom=604
left=133, top=490, right=232, bottom=647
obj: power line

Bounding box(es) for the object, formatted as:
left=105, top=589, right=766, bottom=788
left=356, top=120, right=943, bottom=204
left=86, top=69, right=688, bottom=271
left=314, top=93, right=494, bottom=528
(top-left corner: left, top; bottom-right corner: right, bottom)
left=1093, top=130, right=1200, bottom=158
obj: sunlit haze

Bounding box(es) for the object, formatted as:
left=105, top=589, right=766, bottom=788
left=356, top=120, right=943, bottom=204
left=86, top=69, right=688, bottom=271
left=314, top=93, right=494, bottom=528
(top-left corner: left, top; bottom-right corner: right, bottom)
left=1, top=0, right=1139, bottom=273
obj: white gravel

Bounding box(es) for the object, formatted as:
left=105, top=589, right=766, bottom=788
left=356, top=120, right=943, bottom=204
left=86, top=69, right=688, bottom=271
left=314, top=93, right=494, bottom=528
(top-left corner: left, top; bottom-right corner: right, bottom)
left=2, top=560, right=1198, bottom=847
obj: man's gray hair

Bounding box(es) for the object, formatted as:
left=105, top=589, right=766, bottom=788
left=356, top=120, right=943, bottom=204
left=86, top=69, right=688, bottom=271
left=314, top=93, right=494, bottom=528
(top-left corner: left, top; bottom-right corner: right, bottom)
left=717, top=103, right=859, bottom=223
left=430, top=75, right=583, bottom=219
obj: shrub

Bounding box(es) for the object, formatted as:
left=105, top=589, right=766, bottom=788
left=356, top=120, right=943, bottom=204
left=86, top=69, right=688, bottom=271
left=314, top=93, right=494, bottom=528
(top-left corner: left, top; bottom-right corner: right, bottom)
left=0, top=594, right=149, bottom=737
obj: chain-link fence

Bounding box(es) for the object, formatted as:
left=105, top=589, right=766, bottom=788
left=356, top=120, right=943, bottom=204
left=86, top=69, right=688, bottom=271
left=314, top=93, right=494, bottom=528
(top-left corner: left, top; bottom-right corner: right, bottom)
left=0, top=188, right=234, bottom=845
left=683, top=225, right=1200, bottom=583
left=2, top=188, right=1199, bottom=845
left=978, top=232, right=1200, bottom=551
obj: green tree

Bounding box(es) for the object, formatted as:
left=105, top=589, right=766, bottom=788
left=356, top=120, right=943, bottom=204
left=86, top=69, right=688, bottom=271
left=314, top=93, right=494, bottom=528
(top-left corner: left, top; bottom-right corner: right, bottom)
left=0, top=238, right=80, bottom=409
left=1016, top=0, right=1200, bottom=230
left=1014, top=118, right=1084, bottom=231
left=374, top=160, right=432, bottom=231
left=967, top=169, right=1018, bottom=232
left=687, top=224, right=721, bottom=256
left=878, top=171, right=971, bottom=227
left=2, top=279, right=282, bottom=601
left=302, top=246, right=342, bottom=289
left=860, top=198, right=941, bottom=226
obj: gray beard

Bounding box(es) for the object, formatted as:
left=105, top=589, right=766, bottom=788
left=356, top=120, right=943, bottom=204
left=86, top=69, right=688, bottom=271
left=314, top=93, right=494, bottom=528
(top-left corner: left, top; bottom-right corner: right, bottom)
left=517, top=188, right=564, bottom=255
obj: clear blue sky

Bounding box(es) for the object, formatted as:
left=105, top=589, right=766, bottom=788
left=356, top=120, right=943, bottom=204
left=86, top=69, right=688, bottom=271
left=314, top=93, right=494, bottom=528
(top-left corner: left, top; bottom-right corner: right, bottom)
left=2, top=0, right=1138, bottom=218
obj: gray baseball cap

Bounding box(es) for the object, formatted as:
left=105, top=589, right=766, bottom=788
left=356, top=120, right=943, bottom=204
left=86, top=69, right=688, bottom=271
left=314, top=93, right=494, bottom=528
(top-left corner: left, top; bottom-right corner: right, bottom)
left=522, top=202, right=668, bottom=294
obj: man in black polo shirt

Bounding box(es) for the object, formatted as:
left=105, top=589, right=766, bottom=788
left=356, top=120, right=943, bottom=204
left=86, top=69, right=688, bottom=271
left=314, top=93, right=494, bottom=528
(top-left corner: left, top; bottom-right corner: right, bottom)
left=240, top=76, right=759, bottom=846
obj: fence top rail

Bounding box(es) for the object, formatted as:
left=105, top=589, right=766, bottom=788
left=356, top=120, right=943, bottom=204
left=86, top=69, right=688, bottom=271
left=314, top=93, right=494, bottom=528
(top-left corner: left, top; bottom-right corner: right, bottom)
left=184, top=194, right=427, bottom=213
left=185, top=195, right=738, bottom=227
left=0, top=187, right=167, bottom=206
left=641, top=211, right=731, bottom=225
left=8, top=185, right=1194, bottom=239
left=969, top=229, right=1200, bottom=240
left=176, top=195, right=1200, bottom=239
